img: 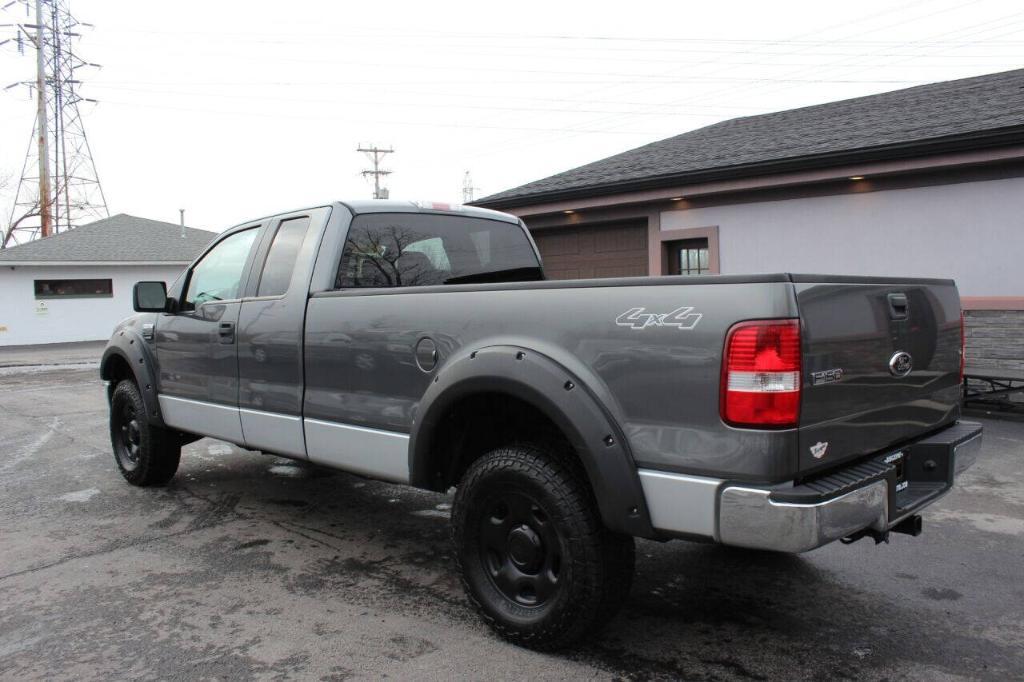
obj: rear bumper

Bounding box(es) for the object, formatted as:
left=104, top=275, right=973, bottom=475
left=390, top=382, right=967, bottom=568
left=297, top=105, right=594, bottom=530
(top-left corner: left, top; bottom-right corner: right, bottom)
left=718, top=420, right=982, bottom=552
left=638, top=420, right=982, bottom=552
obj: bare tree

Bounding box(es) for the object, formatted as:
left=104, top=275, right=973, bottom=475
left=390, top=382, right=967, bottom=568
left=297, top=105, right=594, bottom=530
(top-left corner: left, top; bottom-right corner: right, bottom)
left=1, top=175, right=69, bottom=248
left=342, top=224, right=446, bottom=288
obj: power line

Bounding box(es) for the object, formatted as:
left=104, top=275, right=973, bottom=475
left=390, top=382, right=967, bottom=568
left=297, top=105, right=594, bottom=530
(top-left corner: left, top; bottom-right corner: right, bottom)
left=2, top=0, right=108, bottom=248
left=358, top=145, right=393, bottom=200
left=462, top=171, right=478, bottom=203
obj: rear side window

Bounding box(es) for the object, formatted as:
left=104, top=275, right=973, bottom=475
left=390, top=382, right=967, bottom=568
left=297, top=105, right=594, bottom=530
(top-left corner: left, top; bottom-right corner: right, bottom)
left=257, top=216, right=311, bottom=297
left=335, top=213, right=542, bottom=289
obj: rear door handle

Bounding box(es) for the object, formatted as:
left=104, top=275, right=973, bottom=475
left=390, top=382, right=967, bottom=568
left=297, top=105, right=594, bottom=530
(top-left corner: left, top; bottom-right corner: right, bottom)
left=218, top=321, right=235, bottom=344
left=888, top=293, right=909, bottom=320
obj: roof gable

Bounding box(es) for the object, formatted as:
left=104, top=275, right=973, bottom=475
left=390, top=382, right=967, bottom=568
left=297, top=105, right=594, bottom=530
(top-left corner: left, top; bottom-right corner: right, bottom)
left=477, top=68, right=1024, bottom=207
left=0, top=214, right=217, bottom=263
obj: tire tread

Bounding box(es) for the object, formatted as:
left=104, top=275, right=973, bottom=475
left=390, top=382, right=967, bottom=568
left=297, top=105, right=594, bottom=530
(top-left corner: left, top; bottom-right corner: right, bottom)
left=452, top=443, right=634, bottom=650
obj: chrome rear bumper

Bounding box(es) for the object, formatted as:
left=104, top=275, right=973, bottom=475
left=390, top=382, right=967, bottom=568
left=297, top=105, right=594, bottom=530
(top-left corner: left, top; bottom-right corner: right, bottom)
left=716, top=421, right=983, bottom=553
left=718, top=480, right=889, bottom=553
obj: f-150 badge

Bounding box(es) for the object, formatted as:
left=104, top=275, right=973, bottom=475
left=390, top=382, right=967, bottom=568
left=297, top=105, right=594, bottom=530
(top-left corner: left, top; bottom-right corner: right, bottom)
left=615, top=306, right=702, bottom=331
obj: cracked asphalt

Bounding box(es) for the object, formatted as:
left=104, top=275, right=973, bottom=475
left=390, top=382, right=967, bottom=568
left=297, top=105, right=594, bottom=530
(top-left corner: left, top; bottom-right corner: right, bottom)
left=1, top=362, right=1023, bottom=680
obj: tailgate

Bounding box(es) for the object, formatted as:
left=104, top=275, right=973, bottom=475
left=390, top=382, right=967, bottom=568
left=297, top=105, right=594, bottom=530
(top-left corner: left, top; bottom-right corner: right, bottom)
left=794, top=276, right=962, bottom=476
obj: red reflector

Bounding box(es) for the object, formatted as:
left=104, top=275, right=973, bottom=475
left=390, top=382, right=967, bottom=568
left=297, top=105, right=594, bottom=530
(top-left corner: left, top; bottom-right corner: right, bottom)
left=721, top=319, right=801, bottom=428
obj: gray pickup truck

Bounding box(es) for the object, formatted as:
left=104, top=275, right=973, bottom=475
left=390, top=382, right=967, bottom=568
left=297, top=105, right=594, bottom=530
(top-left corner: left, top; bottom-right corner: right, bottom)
left=102, top=200, right=981, bottom=649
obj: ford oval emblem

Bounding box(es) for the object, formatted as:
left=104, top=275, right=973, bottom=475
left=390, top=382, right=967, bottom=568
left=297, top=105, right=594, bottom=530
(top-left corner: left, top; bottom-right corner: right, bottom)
left=889, top=351, right=913, bottom=377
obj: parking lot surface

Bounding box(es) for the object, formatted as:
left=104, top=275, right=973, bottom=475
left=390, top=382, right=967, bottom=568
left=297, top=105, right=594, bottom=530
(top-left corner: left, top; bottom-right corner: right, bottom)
left=1, top=363, right=1022, bottom=680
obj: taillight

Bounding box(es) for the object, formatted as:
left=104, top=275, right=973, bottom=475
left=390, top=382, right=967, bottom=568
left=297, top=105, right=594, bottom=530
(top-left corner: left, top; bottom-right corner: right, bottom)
left=721, top=319, right=801, bottom=428
left=960, top=310, right=966, bottom=384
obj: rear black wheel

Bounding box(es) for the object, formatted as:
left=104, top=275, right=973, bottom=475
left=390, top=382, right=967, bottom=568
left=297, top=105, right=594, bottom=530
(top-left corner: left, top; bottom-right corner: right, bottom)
left=452, top=444, right=635, bottom=650
left=109, top=380, right=181, bottom=486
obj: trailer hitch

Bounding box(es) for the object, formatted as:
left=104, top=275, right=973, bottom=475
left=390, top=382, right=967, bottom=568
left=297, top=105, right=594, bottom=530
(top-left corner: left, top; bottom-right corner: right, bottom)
left=840, top=514, right=922, bottom=546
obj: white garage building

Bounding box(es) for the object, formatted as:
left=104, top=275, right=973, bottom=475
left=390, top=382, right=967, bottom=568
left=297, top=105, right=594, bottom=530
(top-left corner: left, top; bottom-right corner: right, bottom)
left=0, top=214, right=215, bottom=346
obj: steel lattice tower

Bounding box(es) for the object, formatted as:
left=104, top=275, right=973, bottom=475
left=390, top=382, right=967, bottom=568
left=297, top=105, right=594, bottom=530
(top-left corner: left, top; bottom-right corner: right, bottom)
left=2, top=0, right=108, bottom=248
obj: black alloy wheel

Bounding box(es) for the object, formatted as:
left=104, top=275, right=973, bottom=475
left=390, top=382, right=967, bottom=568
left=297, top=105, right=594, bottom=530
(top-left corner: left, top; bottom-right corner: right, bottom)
left=479, top=489, right=563, bottom=608
left=452, top=444, right=635, bottom=650
left=109, top=379, right=181, bottom=486
left=114, top=399, right=142, bottom=472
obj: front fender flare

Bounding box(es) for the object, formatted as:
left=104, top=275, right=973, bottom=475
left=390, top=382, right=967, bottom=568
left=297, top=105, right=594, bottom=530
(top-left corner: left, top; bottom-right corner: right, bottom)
left=409, top=345, right=655, bottom=539
left=99, top=328, right=165, bottom=428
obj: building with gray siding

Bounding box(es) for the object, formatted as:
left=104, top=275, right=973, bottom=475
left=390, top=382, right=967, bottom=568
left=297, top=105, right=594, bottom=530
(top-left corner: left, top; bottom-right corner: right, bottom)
left=475, top=68, right=1024, bottom=381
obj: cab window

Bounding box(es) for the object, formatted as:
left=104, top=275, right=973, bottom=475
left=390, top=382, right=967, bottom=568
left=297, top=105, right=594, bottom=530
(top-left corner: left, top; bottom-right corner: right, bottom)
left=257, top=216, right=311, bottom=297
left=184, top=228, right=258, bottom=308
left=335, top=213, right=542, bottom=289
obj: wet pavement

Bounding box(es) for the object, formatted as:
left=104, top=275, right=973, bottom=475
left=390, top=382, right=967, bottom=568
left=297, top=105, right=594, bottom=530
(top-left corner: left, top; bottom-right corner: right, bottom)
left=1, top=364, right=1022, bottom=680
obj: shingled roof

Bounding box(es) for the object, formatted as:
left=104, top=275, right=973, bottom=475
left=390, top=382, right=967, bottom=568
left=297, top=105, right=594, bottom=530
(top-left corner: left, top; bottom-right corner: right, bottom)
left=477, top=68, right=1024, bottom=209
left=0, top=214, right=216, bottom=263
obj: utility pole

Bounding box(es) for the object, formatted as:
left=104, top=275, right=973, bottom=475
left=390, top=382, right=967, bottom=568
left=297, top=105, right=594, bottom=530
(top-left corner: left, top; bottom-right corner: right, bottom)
left=357, top=144, right=393, bottom=199
left=2, top=0, right=108, bottom=248
left=34, top=0, right=51, bottom=237
left=462, top=171, right=478, bottom=203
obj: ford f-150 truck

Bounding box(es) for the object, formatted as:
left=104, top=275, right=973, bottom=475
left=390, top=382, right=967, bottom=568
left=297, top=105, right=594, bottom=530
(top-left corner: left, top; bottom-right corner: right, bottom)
left=102, top=200, right=981, bottom=649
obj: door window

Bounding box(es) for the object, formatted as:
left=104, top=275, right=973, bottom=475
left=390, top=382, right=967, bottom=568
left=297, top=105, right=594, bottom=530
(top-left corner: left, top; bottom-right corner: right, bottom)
left=184, top=228, right=258, bottom=308
left=256, top=216, right=311, bottom=297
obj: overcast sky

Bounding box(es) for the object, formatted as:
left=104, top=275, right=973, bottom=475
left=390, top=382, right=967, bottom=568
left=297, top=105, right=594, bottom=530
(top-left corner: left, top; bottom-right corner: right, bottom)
left=1, top=0, right=1023, bottom=232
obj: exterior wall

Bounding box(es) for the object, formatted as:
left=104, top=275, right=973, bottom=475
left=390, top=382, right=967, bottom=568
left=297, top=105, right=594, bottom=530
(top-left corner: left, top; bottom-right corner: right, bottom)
left=965, top=310, right=1024, bottom=375
left=0, top=264, right=186, bottom=346
left=659, top=175, right=1024, bottom=298
left=965, top=309, right=1024, bottom=402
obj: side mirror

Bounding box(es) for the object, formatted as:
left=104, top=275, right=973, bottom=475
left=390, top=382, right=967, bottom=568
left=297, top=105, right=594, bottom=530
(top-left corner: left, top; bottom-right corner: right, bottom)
left=133, top=281, right=168, bottom=312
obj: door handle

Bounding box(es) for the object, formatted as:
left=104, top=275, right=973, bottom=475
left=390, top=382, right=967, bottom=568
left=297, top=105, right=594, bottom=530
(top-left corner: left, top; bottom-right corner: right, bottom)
left=218, top=321, right=235, bottom=344
left=887, top=293, right=909, bottom=321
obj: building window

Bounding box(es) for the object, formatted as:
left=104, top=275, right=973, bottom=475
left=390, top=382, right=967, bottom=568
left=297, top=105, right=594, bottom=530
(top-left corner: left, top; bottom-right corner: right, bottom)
left=667, top=238, right=710, bottom=275
left=34, top=278, right=113, bottom=299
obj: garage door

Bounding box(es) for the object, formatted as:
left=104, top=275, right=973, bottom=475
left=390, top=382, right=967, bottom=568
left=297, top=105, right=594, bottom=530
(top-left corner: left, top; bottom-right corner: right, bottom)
left=531, top=222, right=649, bottom=280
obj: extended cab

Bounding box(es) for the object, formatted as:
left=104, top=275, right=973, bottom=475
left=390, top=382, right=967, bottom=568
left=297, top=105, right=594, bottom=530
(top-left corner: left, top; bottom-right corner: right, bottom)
left=102, top=200, right=981, bottom=649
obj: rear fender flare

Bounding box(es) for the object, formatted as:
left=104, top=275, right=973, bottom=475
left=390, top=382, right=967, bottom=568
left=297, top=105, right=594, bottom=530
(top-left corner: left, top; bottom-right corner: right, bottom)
left=409, top=344, right=655, bottom=538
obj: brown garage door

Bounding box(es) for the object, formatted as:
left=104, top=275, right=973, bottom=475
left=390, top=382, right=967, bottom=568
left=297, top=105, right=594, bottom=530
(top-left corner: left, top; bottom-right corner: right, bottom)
left=531, top=221, right=649, bottom=280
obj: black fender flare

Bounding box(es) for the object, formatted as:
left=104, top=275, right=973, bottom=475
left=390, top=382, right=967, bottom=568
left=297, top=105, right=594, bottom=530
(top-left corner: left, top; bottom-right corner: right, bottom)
left=409, top=344, right=655, bottom=539
left=99, top=328, right=165, bottom=428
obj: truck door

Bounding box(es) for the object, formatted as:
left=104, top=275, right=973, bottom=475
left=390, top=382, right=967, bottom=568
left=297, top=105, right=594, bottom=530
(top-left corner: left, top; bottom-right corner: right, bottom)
left=154, top=226, right=261, bottom=443
left=236, top=207, right=330, bottom=458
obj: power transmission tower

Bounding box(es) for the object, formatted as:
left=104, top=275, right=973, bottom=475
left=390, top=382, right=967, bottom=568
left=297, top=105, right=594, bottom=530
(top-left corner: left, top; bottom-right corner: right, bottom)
left=462, top=171, right=478, bottom=203
left=2, top=0, right=108, bottom=248
left=357, top=144, right=393, bottom=199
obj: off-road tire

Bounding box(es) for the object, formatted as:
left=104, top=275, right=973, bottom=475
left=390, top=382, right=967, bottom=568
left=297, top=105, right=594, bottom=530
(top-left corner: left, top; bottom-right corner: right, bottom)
left=109, top=379, right=181, bottom=486
left=452, top=444, right=635, bottom=650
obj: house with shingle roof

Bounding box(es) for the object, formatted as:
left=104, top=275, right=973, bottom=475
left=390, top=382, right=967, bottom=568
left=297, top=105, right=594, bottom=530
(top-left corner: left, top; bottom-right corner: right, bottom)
left=0, top=214, right=216, bottom=345
left=475, top=68, right=1024, bottom=379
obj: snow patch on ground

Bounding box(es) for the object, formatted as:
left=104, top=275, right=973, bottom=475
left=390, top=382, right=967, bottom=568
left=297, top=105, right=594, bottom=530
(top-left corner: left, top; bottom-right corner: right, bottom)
left=411, top=509, right=449, bottom=519
left=59, top=488, right=100, bottom=503
left=269, top=465, right=304, bottom=477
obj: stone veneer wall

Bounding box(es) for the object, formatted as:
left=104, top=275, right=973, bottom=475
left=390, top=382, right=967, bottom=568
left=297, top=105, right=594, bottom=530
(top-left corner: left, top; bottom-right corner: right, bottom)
left=964, top=310, right=1024, bottom=403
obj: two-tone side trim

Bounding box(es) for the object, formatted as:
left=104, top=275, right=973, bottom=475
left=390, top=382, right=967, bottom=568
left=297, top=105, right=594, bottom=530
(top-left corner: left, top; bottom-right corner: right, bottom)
left=158, top=395, right=244, bottom=444
left=240, top=408, right=305, bottom=457
left=304, top=418, right=410, bottom=483
left=637, top=469, right=722, bottom=538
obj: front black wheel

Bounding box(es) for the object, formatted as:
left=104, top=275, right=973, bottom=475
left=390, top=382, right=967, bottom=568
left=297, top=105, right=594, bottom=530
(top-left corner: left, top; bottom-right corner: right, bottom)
left=452, top=444, right=635, bottom=650
left=109, top=380, right=181, bottom=486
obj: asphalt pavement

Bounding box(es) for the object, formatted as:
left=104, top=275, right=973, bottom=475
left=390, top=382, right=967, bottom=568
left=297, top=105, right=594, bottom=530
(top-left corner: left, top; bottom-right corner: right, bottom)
left=0, top=361, right=1022, bottom=680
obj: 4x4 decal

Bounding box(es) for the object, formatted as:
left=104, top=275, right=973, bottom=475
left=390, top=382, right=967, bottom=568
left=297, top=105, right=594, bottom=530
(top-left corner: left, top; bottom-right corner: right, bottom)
left=615, top=306, right=702, bottom=331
